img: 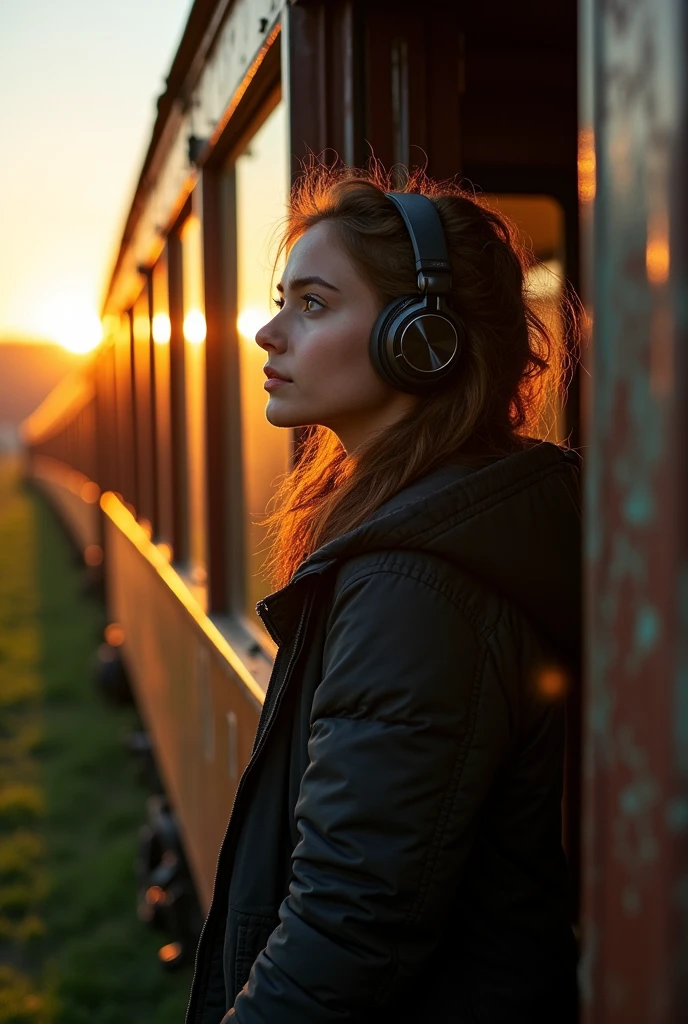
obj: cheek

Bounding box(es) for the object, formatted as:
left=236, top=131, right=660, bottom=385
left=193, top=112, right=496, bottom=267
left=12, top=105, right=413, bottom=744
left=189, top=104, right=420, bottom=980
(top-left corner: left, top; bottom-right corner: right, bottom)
left=305, top=316, right=382, bottom=393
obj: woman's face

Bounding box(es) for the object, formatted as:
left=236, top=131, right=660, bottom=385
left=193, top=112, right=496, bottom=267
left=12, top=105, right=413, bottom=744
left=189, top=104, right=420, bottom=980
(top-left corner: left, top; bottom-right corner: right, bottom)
left=255, top=220, right=419, bottom=454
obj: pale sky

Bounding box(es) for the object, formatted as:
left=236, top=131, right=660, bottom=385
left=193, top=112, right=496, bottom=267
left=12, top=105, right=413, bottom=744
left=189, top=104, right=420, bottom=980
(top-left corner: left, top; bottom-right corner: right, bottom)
left=0, top=0, right=194, bottom=347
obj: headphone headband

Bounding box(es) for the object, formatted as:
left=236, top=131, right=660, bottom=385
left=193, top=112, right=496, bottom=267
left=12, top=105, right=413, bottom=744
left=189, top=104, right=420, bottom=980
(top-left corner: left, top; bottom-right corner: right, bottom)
left=383, top=192, right=451, bottom=276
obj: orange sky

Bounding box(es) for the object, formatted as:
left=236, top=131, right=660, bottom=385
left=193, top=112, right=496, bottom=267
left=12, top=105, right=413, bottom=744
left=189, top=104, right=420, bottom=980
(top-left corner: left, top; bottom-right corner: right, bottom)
left=0, top=0, right=193, bottom=351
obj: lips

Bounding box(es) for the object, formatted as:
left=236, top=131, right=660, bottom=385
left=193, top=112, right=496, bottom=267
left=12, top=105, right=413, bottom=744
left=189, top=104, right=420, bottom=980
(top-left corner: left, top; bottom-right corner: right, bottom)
left=263, top=366, right=292, bottom=382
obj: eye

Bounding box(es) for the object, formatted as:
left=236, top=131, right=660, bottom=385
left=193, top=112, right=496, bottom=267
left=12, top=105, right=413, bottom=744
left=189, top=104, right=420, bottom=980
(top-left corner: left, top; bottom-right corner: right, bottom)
left=272, top=293, right=324, bottom=313
left=302, top=294, right=324, bottom=313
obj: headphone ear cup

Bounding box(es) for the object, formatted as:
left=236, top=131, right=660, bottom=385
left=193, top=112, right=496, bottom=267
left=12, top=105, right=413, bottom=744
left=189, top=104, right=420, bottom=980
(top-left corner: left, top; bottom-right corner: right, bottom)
left=370, top=295, right=465, bottom=394
left=369, top=297, right=421, bottom=390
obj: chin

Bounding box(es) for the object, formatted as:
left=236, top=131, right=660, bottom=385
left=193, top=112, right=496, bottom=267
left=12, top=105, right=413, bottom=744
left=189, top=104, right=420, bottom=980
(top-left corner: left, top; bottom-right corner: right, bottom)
left=265, top=401, right=302, bottom=429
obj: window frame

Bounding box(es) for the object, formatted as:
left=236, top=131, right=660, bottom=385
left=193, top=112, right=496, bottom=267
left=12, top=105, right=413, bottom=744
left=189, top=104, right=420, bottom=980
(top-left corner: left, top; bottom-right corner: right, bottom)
left=201, top=60, right=285, bottom=647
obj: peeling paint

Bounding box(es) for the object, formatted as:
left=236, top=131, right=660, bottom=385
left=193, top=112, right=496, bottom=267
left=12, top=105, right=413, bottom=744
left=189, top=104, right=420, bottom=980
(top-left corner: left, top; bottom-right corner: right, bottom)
left=633, top=604, right=660, bottom=654
left=622, top=488, right=654, bottom=526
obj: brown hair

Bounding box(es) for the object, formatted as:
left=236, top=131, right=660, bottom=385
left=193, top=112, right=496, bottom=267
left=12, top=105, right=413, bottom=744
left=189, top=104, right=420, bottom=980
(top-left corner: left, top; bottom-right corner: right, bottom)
left=259, top=161, right=578, bottom=589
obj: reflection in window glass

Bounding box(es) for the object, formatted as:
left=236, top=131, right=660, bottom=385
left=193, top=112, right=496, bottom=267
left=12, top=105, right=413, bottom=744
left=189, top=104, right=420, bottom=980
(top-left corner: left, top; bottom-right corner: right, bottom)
left=235, top=101, right=290, bottom=625
left=489, top=195, right=567, bottom=442
left=181, top=213, right=208, bottom=595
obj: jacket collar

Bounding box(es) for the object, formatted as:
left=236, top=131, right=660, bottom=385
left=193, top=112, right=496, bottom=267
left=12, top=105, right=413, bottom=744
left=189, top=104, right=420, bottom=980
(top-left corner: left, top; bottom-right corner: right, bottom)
left=257, top=441, right=580, bottom=659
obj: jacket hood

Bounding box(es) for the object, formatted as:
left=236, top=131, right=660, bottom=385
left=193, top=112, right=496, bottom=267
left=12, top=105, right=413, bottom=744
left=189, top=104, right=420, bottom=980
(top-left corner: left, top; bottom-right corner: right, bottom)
left=271, top=441, right=581, bottom=667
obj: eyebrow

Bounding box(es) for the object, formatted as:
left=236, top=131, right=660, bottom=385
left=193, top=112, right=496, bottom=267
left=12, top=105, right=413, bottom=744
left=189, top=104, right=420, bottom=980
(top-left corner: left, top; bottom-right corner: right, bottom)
left=275, top=275, right=341, bottom=294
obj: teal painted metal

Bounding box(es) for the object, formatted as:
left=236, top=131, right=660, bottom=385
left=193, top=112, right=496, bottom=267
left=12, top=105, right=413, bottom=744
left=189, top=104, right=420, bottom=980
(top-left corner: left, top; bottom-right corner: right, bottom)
left=580, top=0, right=688, bottom=1018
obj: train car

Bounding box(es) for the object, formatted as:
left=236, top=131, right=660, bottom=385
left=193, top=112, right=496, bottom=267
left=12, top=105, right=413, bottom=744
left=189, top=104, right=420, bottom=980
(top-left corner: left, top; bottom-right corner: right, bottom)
left=21, top=0, right=688, bottom=1017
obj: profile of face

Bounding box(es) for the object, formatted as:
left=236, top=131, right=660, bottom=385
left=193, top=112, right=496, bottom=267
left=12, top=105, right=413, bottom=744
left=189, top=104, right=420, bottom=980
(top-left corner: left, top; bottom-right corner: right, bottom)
left=255, top=220, right=419, bottom=454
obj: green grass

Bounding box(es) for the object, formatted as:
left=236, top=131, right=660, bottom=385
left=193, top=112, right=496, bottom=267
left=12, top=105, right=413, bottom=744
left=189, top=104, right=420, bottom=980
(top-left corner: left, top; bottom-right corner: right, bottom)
left=0, top=458, right=193, bottom=1023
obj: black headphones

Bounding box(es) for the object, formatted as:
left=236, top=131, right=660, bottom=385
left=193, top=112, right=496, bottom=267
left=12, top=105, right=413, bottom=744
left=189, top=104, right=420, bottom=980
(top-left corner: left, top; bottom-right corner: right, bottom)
left=369, top=192, right=466, bottom=394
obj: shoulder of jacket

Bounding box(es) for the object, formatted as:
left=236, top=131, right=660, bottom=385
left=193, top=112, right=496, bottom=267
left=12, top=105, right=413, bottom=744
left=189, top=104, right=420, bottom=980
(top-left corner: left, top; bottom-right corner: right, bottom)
left=330, top=549, right=504, bottom=639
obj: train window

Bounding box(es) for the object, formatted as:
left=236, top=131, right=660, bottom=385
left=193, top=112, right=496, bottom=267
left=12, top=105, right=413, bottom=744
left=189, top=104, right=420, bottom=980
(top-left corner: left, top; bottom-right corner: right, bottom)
left=95, top=338, right=118, bottom=496
left=181, top=211, right=209, bottom=600
left=487, top=195, right=567, bottom=442
left=132, top=281, right=156, bottom=535
left=114, top=311, right=137, bottom=510
left=152, top=252, right=174, bottom=554
left=233, top=100, right=290, bottom=627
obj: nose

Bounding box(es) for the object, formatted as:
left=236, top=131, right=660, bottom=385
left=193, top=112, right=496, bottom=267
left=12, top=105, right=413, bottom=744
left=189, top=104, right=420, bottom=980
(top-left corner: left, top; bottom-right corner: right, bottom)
left=255, top=315, right=286, bottom=352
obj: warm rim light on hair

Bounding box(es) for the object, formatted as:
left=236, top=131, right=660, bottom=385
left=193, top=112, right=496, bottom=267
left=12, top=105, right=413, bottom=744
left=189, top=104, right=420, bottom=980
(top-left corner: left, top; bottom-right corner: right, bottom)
left=256, top=159, right=581, bottom=590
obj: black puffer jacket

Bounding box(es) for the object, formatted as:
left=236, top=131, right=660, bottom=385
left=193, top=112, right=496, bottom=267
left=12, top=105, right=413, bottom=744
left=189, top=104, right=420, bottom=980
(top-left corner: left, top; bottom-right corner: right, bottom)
left=185, top=441, right=581, bottom=1024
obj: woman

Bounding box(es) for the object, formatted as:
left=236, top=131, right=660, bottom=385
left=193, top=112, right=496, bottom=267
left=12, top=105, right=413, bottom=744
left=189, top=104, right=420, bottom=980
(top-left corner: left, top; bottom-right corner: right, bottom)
left=186, top=165, right=581, bottom=1024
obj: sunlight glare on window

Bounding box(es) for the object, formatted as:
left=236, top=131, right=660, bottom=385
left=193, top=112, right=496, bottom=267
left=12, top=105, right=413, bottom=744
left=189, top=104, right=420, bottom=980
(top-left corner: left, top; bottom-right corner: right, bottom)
left=183, top=309, right=207, bottom=344
left=237, top=307, right=271, bottom=341
left=152, top=312, right=171, bottom=344
left=180, top=210, right=208, bottom=589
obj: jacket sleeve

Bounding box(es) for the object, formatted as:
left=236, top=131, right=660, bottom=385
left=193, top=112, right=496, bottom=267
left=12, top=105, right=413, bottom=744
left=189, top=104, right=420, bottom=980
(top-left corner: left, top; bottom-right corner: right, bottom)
left=228, top=562, right=513, bottom=1023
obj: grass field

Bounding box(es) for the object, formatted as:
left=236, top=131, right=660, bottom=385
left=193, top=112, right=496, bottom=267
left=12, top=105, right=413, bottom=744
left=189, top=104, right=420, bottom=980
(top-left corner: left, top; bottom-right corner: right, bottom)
left=0, top=457, right=193, bottom=1023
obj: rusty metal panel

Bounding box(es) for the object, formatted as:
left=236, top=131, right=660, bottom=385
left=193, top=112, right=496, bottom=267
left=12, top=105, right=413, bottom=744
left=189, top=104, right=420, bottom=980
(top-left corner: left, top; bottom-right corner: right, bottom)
left=102, top=500, right=264, bottom=910
left=580, top=0, right=688, bottom=1019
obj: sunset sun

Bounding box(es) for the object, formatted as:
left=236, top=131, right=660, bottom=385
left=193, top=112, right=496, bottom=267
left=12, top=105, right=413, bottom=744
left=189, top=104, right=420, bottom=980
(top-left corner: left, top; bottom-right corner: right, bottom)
left=49, top=300, right=103, bottom=354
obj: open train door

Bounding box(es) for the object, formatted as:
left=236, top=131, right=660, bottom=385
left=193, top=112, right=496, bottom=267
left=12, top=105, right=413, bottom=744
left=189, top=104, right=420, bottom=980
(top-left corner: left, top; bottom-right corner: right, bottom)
left=284, top=0, right=583, bottom=926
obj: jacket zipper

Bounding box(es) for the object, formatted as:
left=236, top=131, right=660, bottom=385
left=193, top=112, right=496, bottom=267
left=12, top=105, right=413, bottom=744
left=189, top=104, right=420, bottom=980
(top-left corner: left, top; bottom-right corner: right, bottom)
left=186, top=592, right=313, bottom=1023
left=256, top=598, right=283, bottom=646
left=254, top=595, right=310, bottom=744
